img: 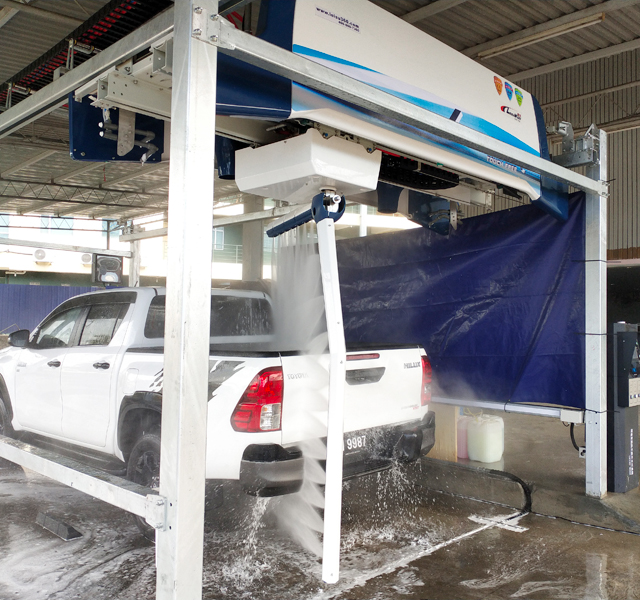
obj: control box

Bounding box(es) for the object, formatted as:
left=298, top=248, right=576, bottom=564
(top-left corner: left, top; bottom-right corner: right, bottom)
left=607, top=322, right=640, bottom=493
left=609, top=323, right=640, bottom=408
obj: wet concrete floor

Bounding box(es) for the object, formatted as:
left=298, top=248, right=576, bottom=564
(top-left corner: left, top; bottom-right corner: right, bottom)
left=2, top=411, right=640, bottom=599
left=1, top=450, right=640, bottom=600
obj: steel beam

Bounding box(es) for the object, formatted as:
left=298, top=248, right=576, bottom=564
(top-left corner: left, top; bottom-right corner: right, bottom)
left=0, top=434, right=161, bottom=522
left=155, top=1, right=217, bottom=598
left=119, top=206, right=292, bottom=241
left=0, top=236, right=131, bottom=257
left=431, top=396, right=584, bottom=421
left=0, top=6, right=174, bottom=138
left=212, top=19, right=605, bottom=196
left=585, top=129, right=608, bottom=498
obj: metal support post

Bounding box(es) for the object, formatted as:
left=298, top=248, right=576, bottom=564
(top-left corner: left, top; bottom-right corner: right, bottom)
left=156, top=1, right=218, bottom=598
left=241, top=196, right=264, bottom=281
left=585, top=128, right=608, bottom=498
left=317, top=216, right=347, bottom=584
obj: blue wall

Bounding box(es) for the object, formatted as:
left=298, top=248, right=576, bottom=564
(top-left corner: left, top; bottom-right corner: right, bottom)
left=0, top=285, right=94, bottom=333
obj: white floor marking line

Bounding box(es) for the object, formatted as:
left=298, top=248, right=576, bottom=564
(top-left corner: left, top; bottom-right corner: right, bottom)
left=468, top=514, right=528, bottom=533
left=312, top=510, right=526, bottom=599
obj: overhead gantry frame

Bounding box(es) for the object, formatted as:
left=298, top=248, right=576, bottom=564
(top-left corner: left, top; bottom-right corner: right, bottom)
left=0, top=2, right=608, bottom=598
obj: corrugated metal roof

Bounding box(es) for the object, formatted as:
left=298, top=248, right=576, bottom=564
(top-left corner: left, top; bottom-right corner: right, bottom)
left=0, top=1, right=112, bottom=87
left=0, top=0, right=638, bottom=251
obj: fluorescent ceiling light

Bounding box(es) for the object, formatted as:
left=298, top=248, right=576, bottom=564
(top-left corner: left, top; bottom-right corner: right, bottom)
left=478, top=13, right=605, bottom=60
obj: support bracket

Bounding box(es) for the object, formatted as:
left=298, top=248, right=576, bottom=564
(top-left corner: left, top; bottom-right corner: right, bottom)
left=145, top=494, right=168, bottom=530
left=551, top=123, right=602, bottom=169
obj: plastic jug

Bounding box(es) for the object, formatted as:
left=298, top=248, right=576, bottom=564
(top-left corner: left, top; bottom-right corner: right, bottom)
left=457, top=416, right=470, bottom=459
left=467, top=415, right=504, bottom=463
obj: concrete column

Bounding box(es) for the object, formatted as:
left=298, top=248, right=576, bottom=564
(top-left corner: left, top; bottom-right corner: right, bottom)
left=242, top=196, right=264, bottom=281
left=128, top=225, right=141, bottom=287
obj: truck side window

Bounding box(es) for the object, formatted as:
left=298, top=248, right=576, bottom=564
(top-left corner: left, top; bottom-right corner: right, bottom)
left=33, top=307, right=83, bottom=349
left=144, top=295, right=273, bottom=338
left=79, top=304, right=129, bottom=346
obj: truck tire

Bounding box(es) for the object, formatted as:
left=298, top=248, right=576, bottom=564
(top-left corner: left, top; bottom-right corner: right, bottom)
left=126, top=430, right=161, bottom=542
left=0, top=399, right=18, bottom=470
left=0, top=399, right=13, bottom=439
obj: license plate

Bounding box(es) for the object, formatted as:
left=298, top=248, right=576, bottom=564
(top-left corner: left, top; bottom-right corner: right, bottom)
left=344, top=433, right=367, bottom=453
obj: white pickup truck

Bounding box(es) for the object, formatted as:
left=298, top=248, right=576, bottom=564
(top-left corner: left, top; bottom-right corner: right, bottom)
left=0, top=287, right=435, bottom=533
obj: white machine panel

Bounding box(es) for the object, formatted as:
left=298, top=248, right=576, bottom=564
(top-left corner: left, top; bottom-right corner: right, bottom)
left=235, top=128, right=381, bottom=204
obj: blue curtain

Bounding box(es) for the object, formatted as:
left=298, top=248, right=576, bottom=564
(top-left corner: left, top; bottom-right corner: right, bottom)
left=338, top=193, right=586, bottom=409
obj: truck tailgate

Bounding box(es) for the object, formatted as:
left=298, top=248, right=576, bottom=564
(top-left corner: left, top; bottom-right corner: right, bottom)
left=280, top=346, right=426, bottom=445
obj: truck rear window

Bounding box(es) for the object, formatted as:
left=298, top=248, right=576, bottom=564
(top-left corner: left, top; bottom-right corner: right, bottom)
left=144, top=295, right=273, bottom=339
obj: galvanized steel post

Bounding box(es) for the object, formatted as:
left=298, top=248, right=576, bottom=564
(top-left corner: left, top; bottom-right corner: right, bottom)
left=156, top=0, right=218, bottom=598
left=585, top=128, right=608, bottom=498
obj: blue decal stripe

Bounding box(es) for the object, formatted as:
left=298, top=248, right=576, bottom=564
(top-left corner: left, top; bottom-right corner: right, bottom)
left=292, top=84, right=542, bottom=193
left=293, top=45, right=540, bottom=157
left=293, top=44, right=379, bottom=73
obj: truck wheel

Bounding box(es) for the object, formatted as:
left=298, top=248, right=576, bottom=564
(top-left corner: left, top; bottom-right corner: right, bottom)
left=127, top=430, right=161, bottom=542
left=0, top=399, right=18, bottom=470
left=0, top=400, right=14, bottom=439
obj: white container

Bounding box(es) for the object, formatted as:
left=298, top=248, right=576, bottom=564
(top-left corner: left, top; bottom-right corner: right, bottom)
left=457, top=416, right=470, bottom=459
left=467, top=415, right=504, bottom=463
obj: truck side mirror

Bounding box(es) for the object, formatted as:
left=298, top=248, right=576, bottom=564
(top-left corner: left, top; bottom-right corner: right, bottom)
left=8, top=330, right=30, bottom=348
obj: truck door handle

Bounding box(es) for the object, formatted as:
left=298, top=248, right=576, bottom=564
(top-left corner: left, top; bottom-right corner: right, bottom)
left=47, top=360, right=61, bottom=368
left=93, top=362, right=110, bottom=370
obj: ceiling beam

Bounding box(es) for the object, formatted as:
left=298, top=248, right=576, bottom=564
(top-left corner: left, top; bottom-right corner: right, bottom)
left=510, top=37, right=640, bottom=82
left=0, top=0, right=83, bottom=27
left=19, top=199, right=65, bottom=215
left=0, top=0, right=32, bottom=30
left=401, top=0, right=469, bottom=24
left=0, top=236, right=131, bottom=257
left=54, top=162, right=103, bottom=184
left=0, top=149, right=57, bottom=178
left=102, top=162, right=168, bottom=187
left=92, top=205, right=165, bottom=220
left=463, top=0, right=640, bottom=59
left=0, top=179, right=169, bottom=202
left=477, top=13, right=605, bottom=61
left=0, top=7, right=174, bottom=138
left=119, top=206, right=293, bottom=242
left=0, top=137, right=68, bottom=152
left=540, top=79, right=640, bottom=109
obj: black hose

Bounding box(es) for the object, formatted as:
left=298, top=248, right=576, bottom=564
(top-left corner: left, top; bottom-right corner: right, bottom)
left=486, top=469, right=532, bottom=515
left=570, top=423, right=580, bottom=452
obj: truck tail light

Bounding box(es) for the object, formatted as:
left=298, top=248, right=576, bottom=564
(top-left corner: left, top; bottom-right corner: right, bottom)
left=231, top=367, right=283, bottom=432
left=421, top=355, right=432, bottom=406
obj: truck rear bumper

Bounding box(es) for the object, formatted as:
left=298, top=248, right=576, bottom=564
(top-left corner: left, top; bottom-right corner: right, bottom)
left=343, top=411, right=436, bottom=478
left=239, top=444, right=304, bottom=497
left=238, top=412, right=436, bottom=496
